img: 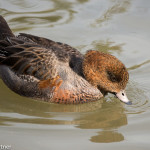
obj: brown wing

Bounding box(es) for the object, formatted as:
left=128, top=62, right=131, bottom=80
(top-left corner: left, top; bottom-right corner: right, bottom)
left=0, top=39, right=58, bottom=81
left=18, top=33, right=82, bottom=58
left=18, top=33, right=84, bottom=75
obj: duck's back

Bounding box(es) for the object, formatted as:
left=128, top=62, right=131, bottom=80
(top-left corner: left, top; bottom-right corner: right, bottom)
left=18, top=33, right=84, bottom=76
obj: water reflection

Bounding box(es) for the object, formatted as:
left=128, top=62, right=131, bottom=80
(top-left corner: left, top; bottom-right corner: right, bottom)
left=0, top=80, right=103, bottom=114
left=0, top=80, right=103, bottom=123
left=90, top=131, right=124, bottom=143
left=77, top=39, right=124, bottom=54
left=76, top=101, right=127, bottom=129
left=91, top=0, right=131, bottom=27
left=0, top=0, right=91, bottom=32
left=128, top=59, right=150, bottom=71
left=0, top=79, right=127, bottom=143
left=75, top=101, right=127, bottom=143
left=92, top=40, right=124, bottom=54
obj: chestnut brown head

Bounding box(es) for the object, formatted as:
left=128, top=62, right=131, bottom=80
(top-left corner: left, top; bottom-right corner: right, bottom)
left=83, top=50, right=131, bottom=105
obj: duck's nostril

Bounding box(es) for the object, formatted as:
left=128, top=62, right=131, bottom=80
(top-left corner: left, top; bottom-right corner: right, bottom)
left=122, top=93, right=124, bottom=96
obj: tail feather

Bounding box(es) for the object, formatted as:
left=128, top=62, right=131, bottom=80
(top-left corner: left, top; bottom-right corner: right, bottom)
left=0, top=15, right=14, bottom=40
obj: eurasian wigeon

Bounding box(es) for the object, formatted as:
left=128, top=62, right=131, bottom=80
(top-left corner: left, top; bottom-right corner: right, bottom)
left=0, top=15, right=131, bottom=104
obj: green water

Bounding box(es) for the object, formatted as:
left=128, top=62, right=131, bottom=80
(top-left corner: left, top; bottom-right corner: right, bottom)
left=0, top=0, right=150, bottom=149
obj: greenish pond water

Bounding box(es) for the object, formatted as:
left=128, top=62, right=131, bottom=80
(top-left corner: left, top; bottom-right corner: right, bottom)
left=0, top=0, right=150, bottom=150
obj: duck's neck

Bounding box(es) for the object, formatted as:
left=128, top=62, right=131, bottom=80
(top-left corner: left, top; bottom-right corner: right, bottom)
left=82, top=51, right=100, bottom=87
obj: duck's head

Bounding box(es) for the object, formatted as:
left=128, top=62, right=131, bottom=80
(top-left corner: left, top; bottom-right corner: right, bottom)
left=83, top=50, right=131, bottom=105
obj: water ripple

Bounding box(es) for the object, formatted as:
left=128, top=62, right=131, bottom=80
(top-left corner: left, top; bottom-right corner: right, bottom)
left=124, top=81, right=150, bottom=114
left=0, top=0, right=54, bottom=13
left=0, top=0, right=76, bottom=31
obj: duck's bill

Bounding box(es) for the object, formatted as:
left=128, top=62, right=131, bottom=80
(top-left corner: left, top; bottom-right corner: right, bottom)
left=116, top=90, right=132, bottom=105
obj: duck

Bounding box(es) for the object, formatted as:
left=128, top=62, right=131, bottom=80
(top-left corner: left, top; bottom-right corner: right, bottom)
left=0, top=15, right=131, bottom=104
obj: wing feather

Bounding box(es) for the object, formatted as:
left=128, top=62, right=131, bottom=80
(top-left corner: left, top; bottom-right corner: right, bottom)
left=0, top=39, right=58, bottom=80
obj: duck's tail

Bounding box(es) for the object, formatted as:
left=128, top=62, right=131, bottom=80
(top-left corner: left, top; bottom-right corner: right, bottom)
left=0, top=16, right=15, bottom=62
left=0, top=15, right=14, bottom=40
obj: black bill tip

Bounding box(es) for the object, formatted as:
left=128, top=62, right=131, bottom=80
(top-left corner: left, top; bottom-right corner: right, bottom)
left=125, top=101, right=132, bottom=105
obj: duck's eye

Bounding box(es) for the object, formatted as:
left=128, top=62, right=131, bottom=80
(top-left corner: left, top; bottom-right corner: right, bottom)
left=107, top=71, right=116, bottom=82
left=111, top=76, right=116, bottom=82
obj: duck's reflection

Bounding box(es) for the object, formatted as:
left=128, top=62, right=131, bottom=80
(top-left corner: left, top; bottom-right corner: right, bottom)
left=75, top=100, right=127, bottom=143
left=76, top=100, right=127, bottom=129
left=0, top=80, right=127, bottom=143
left=90, top=130, right=124, bottom=143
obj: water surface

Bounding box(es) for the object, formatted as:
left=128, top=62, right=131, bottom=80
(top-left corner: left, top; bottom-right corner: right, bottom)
left=0, top=0, right=150, bottom=150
